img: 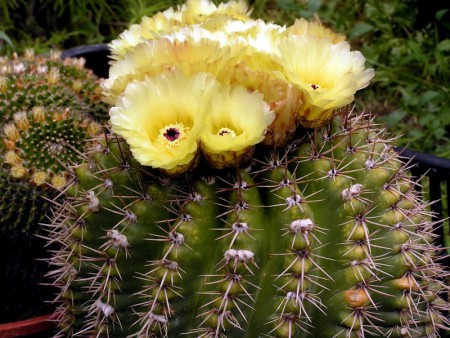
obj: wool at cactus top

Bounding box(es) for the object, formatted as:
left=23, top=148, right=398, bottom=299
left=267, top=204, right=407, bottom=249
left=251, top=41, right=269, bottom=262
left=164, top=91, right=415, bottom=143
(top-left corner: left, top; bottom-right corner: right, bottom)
left=46, top=110, right=450, bottom=338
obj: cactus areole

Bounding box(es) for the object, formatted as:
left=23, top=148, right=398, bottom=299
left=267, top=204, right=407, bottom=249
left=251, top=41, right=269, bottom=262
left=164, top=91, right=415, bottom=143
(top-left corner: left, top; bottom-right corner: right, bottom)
left=47, top=0, right=449, bottom=337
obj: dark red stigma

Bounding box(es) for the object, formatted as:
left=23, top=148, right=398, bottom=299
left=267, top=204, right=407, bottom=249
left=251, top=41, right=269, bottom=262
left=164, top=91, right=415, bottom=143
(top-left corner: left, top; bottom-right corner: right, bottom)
left=164, top=128, right=180, bottom=141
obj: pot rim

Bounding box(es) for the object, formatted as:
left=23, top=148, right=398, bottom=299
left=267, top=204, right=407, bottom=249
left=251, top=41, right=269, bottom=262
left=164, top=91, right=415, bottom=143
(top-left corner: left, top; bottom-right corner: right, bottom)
left=0, top=313, right=55, bottom=338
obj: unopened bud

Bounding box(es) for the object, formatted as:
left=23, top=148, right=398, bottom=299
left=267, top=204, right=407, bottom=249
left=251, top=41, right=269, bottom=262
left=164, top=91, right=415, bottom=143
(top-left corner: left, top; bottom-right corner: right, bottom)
left=13, top=111, right=29, bottom=131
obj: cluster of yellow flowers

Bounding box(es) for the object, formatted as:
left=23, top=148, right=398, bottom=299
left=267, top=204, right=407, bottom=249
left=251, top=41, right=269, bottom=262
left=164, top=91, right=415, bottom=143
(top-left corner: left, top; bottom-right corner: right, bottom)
left=103, top=0, right=374, bottom=174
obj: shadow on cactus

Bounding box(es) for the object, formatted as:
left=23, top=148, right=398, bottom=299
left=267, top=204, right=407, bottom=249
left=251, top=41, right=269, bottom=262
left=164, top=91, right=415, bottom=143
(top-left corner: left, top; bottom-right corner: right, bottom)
left=0, top=51, right=106, bottom=323
left=45, top=0, right=449, bottom=337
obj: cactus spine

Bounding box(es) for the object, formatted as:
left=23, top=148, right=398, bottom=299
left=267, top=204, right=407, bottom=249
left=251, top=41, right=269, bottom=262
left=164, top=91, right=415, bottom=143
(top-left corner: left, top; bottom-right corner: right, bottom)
left=47, top=110, right=449, bottom=337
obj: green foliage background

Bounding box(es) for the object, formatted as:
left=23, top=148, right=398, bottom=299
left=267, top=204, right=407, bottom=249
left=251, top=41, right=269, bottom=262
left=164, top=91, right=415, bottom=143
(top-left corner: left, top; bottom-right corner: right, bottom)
left=0, top=0, right=449, bottom=157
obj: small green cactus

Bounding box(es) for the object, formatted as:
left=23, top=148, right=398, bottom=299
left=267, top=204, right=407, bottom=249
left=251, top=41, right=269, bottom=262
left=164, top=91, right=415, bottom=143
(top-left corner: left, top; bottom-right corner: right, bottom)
left=2, top=107, right=101, bottom=189
left=0, top=50, right=106, bottom=322
left=0, top=49, right=108, bottom=122
left=0, top=163, right=52, bottom=322
left=46, top=110, right=449, bottom=337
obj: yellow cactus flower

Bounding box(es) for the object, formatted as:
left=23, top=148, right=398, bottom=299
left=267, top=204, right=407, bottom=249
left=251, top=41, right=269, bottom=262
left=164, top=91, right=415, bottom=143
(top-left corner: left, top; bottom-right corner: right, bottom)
left=51, top=174, right=67, bottom=190
left=109, top=12, right=181, bottom=60
left=10, top=164, right=27, bottom=179
left=285, top=18, right=346, bottom=43
left=0, top=76, right=6, bottom=93
left=3, top=123, right=20, bottom=142
left=31, top=171, right=48, bottom=186
left=223, top=63, right=302, bottom=146
left=276, top=35, right=374, bottom=127
left=13, top=111, right=30, bottom=131
left=103, top=37, right=237, bottom=104
left=200, top=84, right=274, bottom=168
left=224, top=19, right=285, bottom=55
left=32, top=106, right=46, bottom=122
left=182, top=0, right=251, bottom=24
left=47, top=67, right=60, bottom=85
left=109, top=0, right=250, bottom=60
left=110, top=71, right=217, bottom=173
left=4, top=150, right=21, bottom=165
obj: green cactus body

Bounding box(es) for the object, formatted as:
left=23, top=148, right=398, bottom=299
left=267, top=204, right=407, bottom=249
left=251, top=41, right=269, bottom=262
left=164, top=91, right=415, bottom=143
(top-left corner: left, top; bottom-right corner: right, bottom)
left=0, top=163, right=52, bottom=322
left=0, top=51, right=108, bottom=322
left=47, top=111, right=449, bottom=337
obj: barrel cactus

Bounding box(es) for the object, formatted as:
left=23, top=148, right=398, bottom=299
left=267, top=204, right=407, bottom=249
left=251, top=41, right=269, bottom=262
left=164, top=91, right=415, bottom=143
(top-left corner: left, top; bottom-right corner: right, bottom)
left=47, top=110, right=449, bottom=337
left=0, top=51, right=105, bottom=322
left=46, top=0, right=449, bottom=337
left=0, top=49, right=108, bottom=121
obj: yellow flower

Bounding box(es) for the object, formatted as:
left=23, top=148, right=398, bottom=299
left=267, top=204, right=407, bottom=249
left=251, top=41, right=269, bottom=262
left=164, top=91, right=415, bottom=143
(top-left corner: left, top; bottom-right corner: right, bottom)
left=224, top=19, right=285, bottom=55
left=285, top=18, right=346, bottom=43
left=51, top=173, right=67, bottom=190
left=103, top=37, right=238, bottom=104
left=4, top=150, right=21, bottom=165
left=0, top=76, right=6, bottom=93
left=3, top=123, right=20, bottom=142
left=13, top=111, right=30, bottom=131
left=109, top=0, right=251, bottom=60
left=200, top=84, right=274, bottom=168
left=31, top=171, right=48, bottom=186
left=276, top=35, right=374, bottom=127
left=223, top=63, right=302, bottom=146
left=109, top=12, right=182, bottom=60
left=32, top=106, right=46, bottom=122
left=10, top=164, right=27, bottom=179
left=182, top=0, right=251, bottom=24
left=109, top=71, right=217, bottom=173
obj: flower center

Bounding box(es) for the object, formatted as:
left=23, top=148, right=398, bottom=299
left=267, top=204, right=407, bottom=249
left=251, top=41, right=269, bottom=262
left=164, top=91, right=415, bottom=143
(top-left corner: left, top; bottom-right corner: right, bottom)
left=217, top=127, right=236, bottom=137
left=157, top=123, right=190, bottom=149
left=164, top=128, right=180, bottom=141
left=310, top=84, right=320, bottom=90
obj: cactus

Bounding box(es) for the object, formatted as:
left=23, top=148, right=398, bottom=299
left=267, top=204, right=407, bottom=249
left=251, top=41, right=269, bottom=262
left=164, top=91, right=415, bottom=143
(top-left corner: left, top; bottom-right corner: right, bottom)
left=0, top=163, right=52, bottom=322
left=0, top=51, right=106, bottom=322
left=42, top=0, right=448, bottom=336
left=2, top=107, right=101, bottom=190
left=46, top=108, right=449, bottom=337
left=0, top=107, right=102, bottom=322
left=0, top=49, right=108, bottom=122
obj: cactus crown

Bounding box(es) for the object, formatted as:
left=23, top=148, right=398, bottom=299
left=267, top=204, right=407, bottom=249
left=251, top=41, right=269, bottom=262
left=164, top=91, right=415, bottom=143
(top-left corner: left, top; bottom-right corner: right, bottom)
left=3, top=107, right=101, bottom=188
left=0, top=49, right=108, bottom=122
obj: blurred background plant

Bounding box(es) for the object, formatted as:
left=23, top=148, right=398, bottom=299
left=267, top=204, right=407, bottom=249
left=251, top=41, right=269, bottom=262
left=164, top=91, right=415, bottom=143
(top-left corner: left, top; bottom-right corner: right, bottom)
left=1, top=0, right=448, bottom=157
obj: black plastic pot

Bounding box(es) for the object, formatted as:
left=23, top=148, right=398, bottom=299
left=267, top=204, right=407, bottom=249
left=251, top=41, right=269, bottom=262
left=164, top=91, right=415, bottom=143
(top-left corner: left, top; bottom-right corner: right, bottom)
left=61, top=44, right=110, bottom=78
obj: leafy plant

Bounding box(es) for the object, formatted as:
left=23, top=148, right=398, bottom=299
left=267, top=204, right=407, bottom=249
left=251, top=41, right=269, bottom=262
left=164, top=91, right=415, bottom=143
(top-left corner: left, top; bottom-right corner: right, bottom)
left=311, top=0, right=450, bottom=157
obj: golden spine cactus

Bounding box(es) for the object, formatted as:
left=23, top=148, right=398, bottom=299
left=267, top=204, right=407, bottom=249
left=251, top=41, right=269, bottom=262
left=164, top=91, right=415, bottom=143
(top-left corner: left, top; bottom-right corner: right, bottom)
left=46, top=110, right=450, bottom=337
left=3, top=107, right=101, bottom=189
left=0, top=50, right=106, bottom=322
left=0, top=49, right=108, bottom=122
